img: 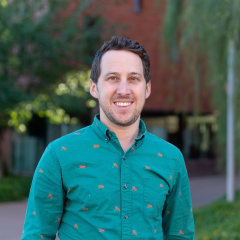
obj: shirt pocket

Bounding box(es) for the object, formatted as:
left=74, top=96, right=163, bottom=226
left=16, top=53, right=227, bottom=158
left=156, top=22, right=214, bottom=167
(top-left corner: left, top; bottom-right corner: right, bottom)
left=143, top=178, right=169, bottom=219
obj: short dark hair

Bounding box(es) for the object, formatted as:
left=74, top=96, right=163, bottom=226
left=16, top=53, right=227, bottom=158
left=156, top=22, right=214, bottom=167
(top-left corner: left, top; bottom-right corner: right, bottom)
left=90, top=36, right=151, bottom=84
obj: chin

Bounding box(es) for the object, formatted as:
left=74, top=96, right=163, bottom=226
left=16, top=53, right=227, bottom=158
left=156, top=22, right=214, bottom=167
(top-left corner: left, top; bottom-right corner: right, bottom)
left=100, top=104, right=140, bottom=126
left=113, top=116, right=139, bottom=127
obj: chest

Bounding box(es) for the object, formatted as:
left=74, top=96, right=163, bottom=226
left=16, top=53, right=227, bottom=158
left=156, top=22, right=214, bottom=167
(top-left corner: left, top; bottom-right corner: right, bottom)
left=60, top=148, right=176, bottom=219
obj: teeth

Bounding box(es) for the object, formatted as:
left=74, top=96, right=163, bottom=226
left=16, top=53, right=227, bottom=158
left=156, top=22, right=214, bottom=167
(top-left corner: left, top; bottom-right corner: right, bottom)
left=115, top=102, right=131, bottom=106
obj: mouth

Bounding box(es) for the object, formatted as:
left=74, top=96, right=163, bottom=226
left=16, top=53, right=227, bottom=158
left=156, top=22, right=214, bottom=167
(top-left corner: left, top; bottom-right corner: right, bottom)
left=113, top=101, right=134, bottom=110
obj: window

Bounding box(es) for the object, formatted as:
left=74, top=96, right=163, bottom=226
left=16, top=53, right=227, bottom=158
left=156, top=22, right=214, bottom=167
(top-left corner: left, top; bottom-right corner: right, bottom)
left=134, top=0, right=141, bottom=13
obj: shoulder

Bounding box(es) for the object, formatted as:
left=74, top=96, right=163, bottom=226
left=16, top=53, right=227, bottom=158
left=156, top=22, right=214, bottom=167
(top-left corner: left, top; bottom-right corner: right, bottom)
left=144, top=132, right=181, bottom=160
left=49, top=125, right=94, bottom=150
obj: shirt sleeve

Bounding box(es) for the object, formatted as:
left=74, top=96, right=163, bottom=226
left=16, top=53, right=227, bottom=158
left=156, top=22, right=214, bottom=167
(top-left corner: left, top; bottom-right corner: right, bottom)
left=162, top=150, right=195, bottom=239
left=21, top=143, right=65, bottom=240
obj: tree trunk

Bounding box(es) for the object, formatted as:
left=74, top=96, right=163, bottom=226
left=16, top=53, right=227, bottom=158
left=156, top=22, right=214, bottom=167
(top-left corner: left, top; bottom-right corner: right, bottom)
left=0, top=129, right=11, bottom=178
left=0, top=130, right=4, bottom=178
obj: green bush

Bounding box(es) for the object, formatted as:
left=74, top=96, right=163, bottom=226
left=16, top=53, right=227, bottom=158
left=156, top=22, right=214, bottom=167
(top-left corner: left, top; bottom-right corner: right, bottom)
left=194, top=190, right=240, bottom=240
left=0, top=176, right=32, bottom=202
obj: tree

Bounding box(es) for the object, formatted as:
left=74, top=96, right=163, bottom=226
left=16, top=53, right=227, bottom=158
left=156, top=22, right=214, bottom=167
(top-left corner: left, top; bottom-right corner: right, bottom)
left=162, top=0, right=240, bottom=171
left=8, top=70, right=96, bottom=132
left=0, top=0, right=103, bottom=176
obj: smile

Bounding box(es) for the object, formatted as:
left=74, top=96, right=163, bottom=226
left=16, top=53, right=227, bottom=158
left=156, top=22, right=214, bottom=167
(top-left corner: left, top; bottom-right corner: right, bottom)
left=114, top=102, right=133, bottom=107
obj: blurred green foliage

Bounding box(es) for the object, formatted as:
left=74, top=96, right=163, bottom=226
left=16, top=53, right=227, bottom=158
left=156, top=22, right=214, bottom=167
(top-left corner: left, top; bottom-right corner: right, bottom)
left=162, top=0, right=240, bottom=170
left=0, top=175, right=32, bottom=202
left=8, top=70, right=96, bottom=132
left=0, top=0, right=102, bottom=131
left=0, top=0, right=103, bottom=177
left=194, top=190, right=240, bottom=240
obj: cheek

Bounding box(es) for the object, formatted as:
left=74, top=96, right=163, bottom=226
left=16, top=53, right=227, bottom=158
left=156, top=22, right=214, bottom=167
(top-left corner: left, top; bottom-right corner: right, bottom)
left=99, top=86, right=115, bottom=101
left=135, top=88, right=146, bottom=101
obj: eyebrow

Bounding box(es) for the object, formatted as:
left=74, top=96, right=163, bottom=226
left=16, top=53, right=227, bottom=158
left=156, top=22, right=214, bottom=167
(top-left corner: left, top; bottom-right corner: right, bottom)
left=104, top=72, right=120, bottom=77
left=104, top=72, right=143, bottom=77
left=130, top=72, right=143, bottom=77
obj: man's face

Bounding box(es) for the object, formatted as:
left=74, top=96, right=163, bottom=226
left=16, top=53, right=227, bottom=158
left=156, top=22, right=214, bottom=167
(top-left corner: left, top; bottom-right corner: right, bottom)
left=90, top=50, right=151, bottom=127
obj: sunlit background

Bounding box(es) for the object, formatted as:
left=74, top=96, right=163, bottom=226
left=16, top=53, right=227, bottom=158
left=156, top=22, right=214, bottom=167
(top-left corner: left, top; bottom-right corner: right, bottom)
left=0, top=0, right=240, bottom=239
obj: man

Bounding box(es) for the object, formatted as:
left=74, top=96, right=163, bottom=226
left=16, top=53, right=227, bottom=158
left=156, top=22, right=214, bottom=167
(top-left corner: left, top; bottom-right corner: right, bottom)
left=21, top=36, right=195, bottom=239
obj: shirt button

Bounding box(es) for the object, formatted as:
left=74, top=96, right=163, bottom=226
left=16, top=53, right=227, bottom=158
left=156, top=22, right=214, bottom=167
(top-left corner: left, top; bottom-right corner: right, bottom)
left=123, top=156, right=126, bottom=160
left=109, top=133, right=112, bottom=137
left=125, top=214, right=128, bottom=219
left=124, top=184, right=128, bottom=189
left=105, top=137, right=109, bottom=142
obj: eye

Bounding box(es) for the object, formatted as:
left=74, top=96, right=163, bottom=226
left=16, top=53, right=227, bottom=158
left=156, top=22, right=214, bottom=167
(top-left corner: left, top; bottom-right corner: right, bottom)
left=130, top=77, right=139, bottom=81
left=108, top=76, right=117, bottom=81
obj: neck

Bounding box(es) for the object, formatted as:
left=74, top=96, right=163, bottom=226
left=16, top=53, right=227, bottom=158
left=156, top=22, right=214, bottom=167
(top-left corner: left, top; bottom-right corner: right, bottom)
left=99, top=112, right=140, bottom=146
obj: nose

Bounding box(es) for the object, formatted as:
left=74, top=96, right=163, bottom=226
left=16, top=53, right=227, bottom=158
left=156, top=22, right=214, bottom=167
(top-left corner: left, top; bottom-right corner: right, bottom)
left=117, top=79, right=131, bottom=95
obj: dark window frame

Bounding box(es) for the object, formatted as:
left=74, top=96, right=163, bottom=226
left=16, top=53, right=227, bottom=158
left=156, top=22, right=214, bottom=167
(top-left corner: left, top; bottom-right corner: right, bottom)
left=134, top=0, right=141, bottom=13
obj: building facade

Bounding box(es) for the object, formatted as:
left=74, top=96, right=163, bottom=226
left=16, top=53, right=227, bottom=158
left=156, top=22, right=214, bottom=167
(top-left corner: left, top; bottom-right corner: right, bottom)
left=95, top=0, right=218, bottom=174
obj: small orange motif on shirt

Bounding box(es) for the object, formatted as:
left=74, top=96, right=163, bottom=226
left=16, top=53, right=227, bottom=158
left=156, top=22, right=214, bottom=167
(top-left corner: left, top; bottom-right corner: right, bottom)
left=179, top=230, right=184, bottom=235
left=32, top=211, right=36, bottom=215
left=41, top=235, right=44, bottom=239
left=39, top=169, right=43, bottom=173
left=114, top=206, right=120, bottom=212
left=68, top=188, right=73, bottom=192
left=82, top=207, right=88, bottom=210
left=158, top=153, right=162, bottom=157
left=160, top=184, right=163, bottom=187
left=56, top=218, right=61, bottom=222
left=132, top=186, right=137, bottom=191
left=61, top=146, right=67, bottom=151
left=75, top=133, right=81, bottom=135
left=112, top=163, right=118, bottom=168
left=132, top=230, right=137, bottom=235
left=154, top=229, right=157, bottom=233
left=99, top=229, right=105, bottom=232
left=170, top=175, right=172, bottom=180
left=74, top=224, right=78, bottom=229
left=93, top=144, right=99, bottom=148
left=48, top=193, right=53, bottom=199
left=179, top=192, right=181, bottom=195
left=145, top=166, right=150, bottom=170
left=167, top=211, right=171, bottom=215
left=191, top=208, right=192, bottom=211
left=98, top=185, right=104, bottom=189
left=65, top=202, right=68, bottom=207
left=79, top=165, right=85, bottom=169
left=131, top=147, right=135, bottom=151
left=147, top=204, right=153, bottom=208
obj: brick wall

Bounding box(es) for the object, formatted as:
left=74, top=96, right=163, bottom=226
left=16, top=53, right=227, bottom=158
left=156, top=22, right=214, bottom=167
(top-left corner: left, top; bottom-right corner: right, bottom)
left=64, top=0, right=213, bottom=113
left=99, top=0, right=213, bottom=113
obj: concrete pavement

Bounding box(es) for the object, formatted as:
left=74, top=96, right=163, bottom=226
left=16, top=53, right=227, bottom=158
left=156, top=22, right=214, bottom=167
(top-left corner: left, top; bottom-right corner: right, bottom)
left=0, top=174, right=240, bottom=240
left=190, top=174, right=240, bottom=208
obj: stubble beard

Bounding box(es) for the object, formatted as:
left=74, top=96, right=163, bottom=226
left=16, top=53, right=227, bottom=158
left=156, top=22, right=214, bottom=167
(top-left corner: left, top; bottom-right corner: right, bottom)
left=98, top=95, right=145, bottom=127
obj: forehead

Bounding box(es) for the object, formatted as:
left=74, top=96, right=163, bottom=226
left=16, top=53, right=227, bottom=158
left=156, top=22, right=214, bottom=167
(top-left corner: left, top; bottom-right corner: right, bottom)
left=100, top=50, right=143, bottom=75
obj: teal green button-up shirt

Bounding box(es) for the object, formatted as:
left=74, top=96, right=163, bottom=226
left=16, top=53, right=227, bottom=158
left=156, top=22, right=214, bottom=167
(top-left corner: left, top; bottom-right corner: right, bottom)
left=21, top=114, right=195, bottom=240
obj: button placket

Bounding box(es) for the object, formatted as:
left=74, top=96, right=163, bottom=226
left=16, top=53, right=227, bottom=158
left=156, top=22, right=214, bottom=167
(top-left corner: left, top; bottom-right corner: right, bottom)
left=121, top=154, right=132, bottom=239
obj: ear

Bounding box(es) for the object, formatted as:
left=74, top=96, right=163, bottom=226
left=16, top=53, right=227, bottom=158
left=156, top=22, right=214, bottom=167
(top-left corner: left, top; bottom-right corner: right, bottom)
left=145, top=80, right=151, bottom=99
left=90, top=79, right=98, bottom=99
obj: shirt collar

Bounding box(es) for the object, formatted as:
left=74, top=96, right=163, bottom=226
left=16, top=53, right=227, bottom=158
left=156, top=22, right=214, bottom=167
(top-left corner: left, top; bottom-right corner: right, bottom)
left=92, top=113, right=147, bottom=141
